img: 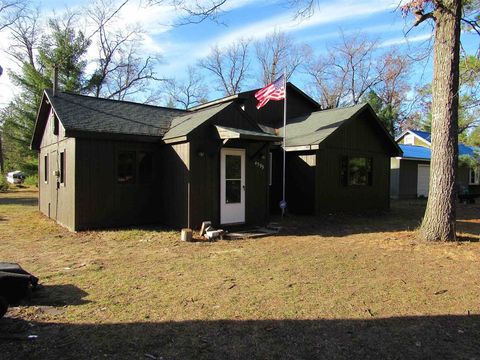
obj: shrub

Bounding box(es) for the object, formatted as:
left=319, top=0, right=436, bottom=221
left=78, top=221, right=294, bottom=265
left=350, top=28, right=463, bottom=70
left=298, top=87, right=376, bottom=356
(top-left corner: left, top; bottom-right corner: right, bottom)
left=24, top=174, right=38, bottom=187
left=0, top=174, right=9, bottom=192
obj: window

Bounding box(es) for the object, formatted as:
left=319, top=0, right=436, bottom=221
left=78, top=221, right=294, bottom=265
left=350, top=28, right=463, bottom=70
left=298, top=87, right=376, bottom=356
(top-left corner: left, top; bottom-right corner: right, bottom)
left=225, top=154, right=241, bottom=203
left=44, top=155, right=48, bottom=183
left=117, top=151, right=136, bottom=184
left=341, top=156, right=373, bottom=186
left=60, top=151, right=65, bottom=185
left=470, top=166, right=480, bottom=185
left=51, top=114, right=59, bottom=135
left=404, top=134, right=414, bottom=145
left=138, top=152, right=153, bottom=184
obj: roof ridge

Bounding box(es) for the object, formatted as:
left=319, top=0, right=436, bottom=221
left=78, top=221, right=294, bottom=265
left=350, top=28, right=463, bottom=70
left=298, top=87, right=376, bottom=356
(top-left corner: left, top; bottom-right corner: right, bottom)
left=46, top=89, right=187, bottom=113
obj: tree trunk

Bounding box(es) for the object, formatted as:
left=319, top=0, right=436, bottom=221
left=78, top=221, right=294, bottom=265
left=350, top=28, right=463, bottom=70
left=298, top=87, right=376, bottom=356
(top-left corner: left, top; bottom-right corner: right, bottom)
left=420, top=0, right=461, bottom=241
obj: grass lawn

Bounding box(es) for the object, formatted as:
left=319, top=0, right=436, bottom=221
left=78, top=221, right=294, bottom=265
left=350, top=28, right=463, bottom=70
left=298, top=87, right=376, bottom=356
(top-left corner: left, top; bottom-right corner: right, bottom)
left=0, top=188, right=479, bottom=359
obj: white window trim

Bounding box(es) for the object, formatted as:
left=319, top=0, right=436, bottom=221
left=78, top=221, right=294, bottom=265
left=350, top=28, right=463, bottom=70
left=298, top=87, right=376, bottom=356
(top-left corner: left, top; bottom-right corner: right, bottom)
left=469, top=166, right=480, bottom=185
left=404, top=134, right=415, bottom=145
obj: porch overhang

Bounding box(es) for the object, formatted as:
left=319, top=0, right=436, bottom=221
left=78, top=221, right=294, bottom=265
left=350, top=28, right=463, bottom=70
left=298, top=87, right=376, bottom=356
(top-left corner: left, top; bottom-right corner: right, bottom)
left=284, top=145, right=319, bottom=152
left=215, top=125, right=282, bottom=142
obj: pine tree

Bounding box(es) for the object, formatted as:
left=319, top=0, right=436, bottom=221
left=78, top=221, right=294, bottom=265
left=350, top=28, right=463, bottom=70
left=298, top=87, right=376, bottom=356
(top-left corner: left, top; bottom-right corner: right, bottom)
left=1, top=15, right=89, bottom=174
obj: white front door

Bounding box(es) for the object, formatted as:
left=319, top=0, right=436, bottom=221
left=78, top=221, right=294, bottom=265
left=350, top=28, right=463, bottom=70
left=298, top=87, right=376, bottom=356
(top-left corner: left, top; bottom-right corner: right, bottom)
left=417, top=164, right=430, bottom=198
left=220, top=148, right=245, bottom=224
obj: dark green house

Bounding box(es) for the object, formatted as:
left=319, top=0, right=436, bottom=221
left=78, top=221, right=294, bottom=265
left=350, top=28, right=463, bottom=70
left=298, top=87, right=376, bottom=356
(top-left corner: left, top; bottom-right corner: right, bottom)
left=31, top=84, right=400, bottom=231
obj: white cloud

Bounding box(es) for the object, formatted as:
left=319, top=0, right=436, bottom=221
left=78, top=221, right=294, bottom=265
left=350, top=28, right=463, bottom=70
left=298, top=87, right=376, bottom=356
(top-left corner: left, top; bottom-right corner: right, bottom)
left=157, top=0, right=401, bottom=75
left=380, top=33, right=432, bottom=47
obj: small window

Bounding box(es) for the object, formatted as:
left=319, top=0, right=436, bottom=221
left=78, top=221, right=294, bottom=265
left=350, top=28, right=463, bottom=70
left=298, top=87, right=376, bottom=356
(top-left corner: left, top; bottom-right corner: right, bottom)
left=60, top=151, right=65, bottom=185
left=52, top=114, right=59, bottom=135
left=341, top=156, right=373, bottom=186
left=138, top=152, right=153, bottom=184
left=470, top=166, right=480, bottom=185
left=117, top=151, right=136, bottom=184
left=44, top=155, right=48, bottom=183
left=404, top=134, right=414, bottom=145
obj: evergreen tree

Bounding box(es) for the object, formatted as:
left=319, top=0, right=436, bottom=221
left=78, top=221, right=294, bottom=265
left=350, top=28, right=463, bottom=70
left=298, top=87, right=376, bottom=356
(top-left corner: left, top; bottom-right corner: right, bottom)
left=1, top=15, right=89, bottom=174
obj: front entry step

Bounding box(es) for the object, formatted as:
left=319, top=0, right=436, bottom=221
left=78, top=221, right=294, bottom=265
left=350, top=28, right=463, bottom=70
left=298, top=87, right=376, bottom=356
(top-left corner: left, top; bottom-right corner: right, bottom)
left=223, top=224, right=281, bottom=240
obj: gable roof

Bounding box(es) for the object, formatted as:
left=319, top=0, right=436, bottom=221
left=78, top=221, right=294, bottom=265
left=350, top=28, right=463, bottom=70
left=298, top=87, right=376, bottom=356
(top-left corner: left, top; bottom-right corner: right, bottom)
left=281, top=103, right=364, bottom=147
left=411, top=129, right=431, bottom=143
left=280, top=103, right=401, bottom=155
left=189, top=82, right=320, bottom=111
left=399, top=143, right=479, bottom=160
left=32, top=90, right=186, bottom=148
left=162, top=102, right=232, bottom=142
left=396, top=129, right=431, bottom=145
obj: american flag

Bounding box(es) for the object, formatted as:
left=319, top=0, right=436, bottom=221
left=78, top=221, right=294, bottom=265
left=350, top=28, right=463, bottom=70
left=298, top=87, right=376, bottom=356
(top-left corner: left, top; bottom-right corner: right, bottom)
left=254, top=74, right=285, bottom=109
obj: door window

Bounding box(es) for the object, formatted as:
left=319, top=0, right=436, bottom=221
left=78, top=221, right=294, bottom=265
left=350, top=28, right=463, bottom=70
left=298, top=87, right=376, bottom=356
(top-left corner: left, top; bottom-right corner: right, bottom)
left=225, top=155, right=241, bottom=203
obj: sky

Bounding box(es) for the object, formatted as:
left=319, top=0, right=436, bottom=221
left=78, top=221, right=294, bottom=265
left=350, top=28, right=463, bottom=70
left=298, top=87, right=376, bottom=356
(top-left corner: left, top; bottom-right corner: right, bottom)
left=0, top=0, right=479, bottom=107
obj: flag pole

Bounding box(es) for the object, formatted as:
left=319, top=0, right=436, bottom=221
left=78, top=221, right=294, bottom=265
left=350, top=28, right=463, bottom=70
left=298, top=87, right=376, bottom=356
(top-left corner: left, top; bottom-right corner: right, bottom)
left=281, top=70, right=287, bottom=217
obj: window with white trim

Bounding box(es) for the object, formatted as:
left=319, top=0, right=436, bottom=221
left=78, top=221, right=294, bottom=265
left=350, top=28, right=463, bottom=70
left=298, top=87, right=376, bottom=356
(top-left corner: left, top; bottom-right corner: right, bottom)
left=44, top=154, right=48, bottom=183
left=470, top=166, right=480, bottom=185
left=404, top=134, right=415, bottom=145
left=60, top=151, right=66, bottom=185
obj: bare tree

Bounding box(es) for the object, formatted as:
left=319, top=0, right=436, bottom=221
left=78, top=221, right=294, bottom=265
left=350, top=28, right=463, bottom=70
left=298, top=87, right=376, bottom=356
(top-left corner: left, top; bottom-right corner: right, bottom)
left=305, top=32, right=386, bottom=108
left=165, top=66, right=208, bottom=109
left=0, top=0, right=27, bottom=31
left=146, top=0, right=320, bottom=24
left=376, top=50, right=411, bottom=108
left=86, top=0, right=164, bottom=100
left=199, top=39, right=250, bottom=96
left=3, top=7, right=41, bottom=68
left=146, top=0, right=227, bottom=25
left=255, top=30, right=307, bottom=85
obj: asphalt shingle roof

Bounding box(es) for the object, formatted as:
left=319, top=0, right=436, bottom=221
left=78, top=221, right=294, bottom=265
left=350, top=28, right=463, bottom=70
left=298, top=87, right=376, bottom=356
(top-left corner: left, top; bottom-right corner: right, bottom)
left=280, top=103, right=366, bottom=147
left=163, top=102, right=233, bottom=140
left=46, top=90, right=186, bottom=137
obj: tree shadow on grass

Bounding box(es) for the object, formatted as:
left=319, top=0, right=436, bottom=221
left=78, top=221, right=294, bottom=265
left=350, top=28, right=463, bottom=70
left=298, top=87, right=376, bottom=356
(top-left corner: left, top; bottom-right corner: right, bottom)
left=267, top=200, right=480, bottom=238
left=0, top=315, right=478, bottom=359
left=0, top=197, right=38, bottom=206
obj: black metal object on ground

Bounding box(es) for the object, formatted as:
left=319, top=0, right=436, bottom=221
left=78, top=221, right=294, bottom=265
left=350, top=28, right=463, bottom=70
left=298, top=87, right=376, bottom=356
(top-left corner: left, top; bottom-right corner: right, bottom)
left=0, top=263, right=38, bottom=318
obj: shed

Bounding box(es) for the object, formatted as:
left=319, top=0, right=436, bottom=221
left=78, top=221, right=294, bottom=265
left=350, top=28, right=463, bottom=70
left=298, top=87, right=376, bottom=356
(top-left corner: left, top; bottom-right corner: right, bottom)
left=391, top=129, right=479, bottom=199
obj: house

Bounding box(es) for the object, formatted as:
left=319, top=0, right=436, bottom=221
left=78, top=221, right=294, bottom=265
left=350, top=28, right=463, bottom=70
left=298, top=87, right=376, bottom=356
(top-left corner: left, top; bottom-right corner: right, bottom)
left=390, top=129, right=480, bottom=199
left=31, top=84, right=400, bottom=231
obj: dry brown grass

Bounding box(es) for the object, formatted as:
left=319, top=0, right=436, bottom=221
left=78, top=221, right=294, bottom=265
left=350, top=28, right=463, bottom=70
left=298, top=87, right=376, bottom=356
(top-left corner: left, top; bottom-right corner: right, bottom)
left=0, top=188, right=479, bottom=359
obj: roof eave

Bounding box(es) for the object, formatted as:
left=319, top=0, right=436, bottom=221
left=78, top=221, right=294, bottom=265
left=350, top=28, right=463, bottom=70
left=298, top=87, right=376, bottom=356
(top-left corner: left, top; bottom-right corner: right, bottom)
left=162, top=135, right=189, bottom=144
left=30, top=90, right=51, bottom=150
left=66, top=129, right=163, bottom=143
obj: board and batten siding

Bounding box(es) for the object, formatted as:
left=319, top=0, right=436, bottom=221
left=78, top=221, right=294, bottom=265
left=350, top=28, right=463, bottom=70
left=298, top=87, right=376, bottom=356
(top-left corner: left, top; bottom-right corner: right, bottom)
left=38, top=109, right=76, bottom=230
left=75, top=138, right=160, bottom=230
left=315, top=114, right=393, bottom=212
left=285, top=151, right=316, bottom=214
left=186, top=108, right=271, bottom=229
left=280, top=112, right=395, bottom=214
left=158, top=142, right=190, bottom=229
left=188, top=134, right=271, bottom=228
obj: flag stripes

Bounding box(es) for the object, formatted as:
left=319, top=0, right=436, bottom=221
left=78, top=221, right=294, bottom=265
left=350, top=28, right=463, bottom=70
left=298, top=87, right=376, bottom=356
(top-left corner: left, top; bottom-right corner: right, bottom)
left=254, top=74, right=285, bottom=109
